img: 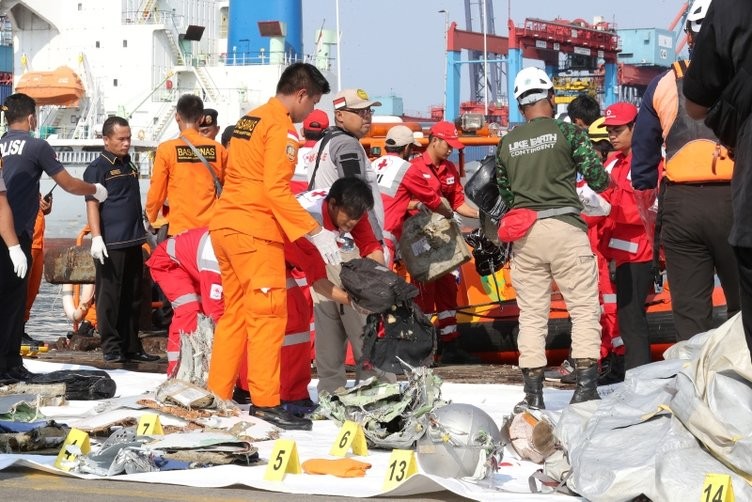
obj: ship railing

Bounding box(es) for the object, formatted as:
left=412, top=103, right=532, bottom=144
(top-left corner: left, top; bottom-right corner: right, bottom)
left=55, top=150, right=100, bottom=166
left=122, top=9, right=176, bottom=26
left=223, top=50, right=305, bottom=66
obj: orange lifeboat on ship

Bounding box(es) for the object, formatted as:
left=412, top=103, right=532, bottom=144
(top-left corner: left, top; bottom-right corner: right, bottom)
left=16, top=66, right=85, bottom=106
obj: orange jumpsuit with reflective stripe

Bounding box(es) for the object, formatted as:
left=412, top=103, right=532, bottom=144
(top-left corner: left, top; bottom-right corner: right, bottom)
left=207, top=97, right=318, bottom=406
left=145, top=128, right=227, bottom=235
left=24, top=208, right=45, bottom=322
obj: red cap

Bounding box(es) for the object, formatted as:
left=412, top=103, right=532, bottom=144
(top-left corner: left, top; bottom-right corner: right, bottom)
left=602, top=102, right=638, bottom=126
left=303, top=109, right=329, bottom=132
left=429, top=121, right=464, bottom=149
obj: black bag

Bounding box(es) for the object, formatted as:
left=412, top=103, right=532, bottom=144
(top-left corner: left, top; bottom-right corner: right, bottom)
left=464, top=228, right=510, bottom=277
left=704, top=66, right=752, bottom=149
left=340, top=258, right=419, bottom=314
left=464, top=155, right=508, bottom=220
left=28, top=370, right=117, bottom=400
left=361, top=303, right=437, bottom=374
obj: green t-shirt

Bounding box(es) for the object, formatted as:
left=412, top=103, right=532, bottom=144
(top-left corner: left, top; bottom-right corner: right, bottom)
left=495, top=117, right=609, bottom=231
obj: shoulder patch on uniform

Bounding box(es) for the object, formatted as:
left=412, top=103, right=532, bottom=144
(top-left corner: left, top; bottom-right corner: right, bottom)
left=233, top=116, right=261, bottom=141
left=286, top=140, right=298, bottom=162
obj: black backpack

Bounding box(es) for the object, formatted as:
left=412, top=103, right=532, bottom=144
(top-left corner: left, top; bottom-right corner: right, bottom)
left=361, top=303, right=437, bottom=375
left=339, top=258, right=419, bottom=314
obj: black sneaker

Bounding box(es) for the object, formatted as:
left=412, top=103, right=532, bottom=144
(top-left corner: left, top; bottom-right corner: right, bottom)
left=232, top=387, right=251, bottom=405
left=250, top=405, right=313, bottom=431
left=598, top=353, right=625, bottom=385
left=544, top=359, right=575, bottom=382
left=5, top=365, right=35, bottom=382
left=124, top=352, right=161, bottom=362
left=103, top=352, right=126, bottom=363
left=21, top=332, right=40, bottom=346
left=282, top=398, right=317, bottom=417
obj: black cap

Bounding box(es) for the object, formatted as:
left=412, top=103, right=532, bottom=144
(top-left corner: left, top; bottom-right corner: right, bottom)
left=199, top=108, right=218, bottom=127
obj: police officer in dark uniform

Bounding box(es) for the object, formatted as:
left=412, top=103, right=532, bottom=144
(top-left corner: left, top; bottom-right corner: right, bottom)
left=0, top=93, right=107, bottom=382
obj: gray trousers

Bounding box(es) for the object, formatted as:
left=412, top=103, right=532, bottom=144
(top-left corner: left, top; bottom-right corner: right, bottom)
left=313, top=297, right=372, bottom=394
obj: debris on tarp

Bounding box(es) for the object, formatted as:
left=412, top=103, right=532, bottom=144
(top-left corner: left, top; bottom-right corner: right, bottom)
left=317, top=363, right=445, bottom=449
left=155, top=379, right=216, bottom=409
left=0, top=395, right=43, bottom=422
left=0, top=383, right=66, bottom=406
left=72, top=426, right=259, bottom=475
left=29, top=370, right=116, bottom=401
left=0, top=420, right=68, bottom=453
left=173, top=315, right=214, bottom=387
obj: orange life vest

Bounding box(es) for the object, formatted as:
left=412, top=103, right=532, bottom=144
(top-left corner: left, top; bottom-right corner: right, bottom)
left=664, top=60, right=734, bottom=183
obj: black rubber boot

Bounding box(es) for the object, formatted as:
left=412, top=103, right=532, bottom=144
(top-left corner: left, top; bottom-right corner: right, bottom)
left=598, top=353, right=625, bottom=385
left=570, top=358, right=601, bottom=404
left=514, top=367, right=545, bottom=413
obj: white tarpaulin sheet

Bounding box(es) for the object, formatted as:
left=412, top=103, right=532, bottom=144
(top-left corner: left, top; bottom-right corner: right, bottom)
left=557, top=314, right=752, bottom=501
left=0, top=359, right=581, bottom=500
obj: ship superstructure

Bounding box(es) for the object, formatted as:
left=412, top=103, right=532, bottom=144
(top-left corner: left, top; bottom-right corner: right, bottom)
left=0, top=0, right=334, bottom=174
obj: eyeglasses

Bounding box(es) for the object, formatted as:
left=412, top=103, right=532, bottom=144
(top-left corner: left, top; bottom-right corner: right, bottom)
left=342, top=108, right=373, bottom=118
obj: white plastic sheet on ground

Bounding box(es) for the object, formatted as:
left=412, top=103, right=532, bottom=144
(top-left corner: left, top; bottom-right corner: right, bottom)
left=558, top=313, right=752, bottom=501
left=0, top=359, right=581, bottom=500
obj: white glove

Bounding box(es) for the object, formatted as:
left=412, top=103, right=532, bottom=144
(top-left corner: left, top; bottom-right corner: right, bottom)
left=90, top=235, right=109, bottom=264
left=8, top=245, right=27, bottom=279
left=577, top=185, right=611, bottom=216
left=453, top=212, right=463, bottom=227
left=307, top=228, right=341, bottom=265
left=92, top=183, right=108, bottom=203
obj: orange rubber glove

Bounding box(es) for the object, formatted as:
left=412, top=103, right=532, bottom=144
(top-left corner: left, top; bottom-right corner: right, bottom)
left=302, top=458, right=372, bottom=478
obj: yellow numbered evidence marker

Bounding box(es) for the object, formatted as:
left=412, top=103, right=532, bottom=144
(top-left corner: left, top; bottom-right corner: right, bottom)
left=330, top=420, right=368, bottom=457
left=702, top=473, right=735, bottom=502
left=383, top=449, right=418, bottom=491
left=54, top=428, right=91, bottom=471
left=264, top=439, right=301, bottom=481
left=137, top=412, right=164, bottom=436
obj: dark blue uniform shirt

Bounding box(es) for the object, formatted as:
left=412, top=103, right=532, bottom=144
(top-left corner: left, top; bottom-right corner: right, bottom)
left=83, top=150, right=146, bottom=249
left=0, top=129, right=64, bottom=239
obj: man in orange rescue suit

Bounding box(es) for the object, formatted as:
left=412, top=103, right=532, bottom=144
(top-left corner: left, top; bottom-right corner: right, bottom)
left=206, top=63, right=335, bottom=431
left=600, top=102, right=654, bottom=372
left=22, top=192, right=52, bottom=344
left=145, top=94, right=227, bottom=236
left=631, top=0, right=739, bottom=342
left=147, top=226, right=349, bottom=413
left=405, top=121, right=480, bottom=364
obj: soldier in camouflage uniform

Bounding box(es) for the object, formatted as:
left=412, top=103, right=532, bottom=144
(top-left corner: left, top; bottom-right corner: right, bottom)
left=495, top=67, right=611, bottom=411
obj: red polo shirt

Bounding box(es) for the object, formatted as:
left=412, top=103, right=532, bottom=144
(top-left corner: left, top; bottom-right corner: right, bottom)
left=383, top=151, right=465, bottom=243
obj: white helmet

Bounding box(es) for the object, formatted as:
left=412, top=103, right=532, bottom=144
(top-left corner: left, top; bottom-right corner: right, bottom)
left=687, top=0, right=712, bottom=33
left=416, top=403, right=503, bottom=480
left=513, top=67, right=554, bottom=105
